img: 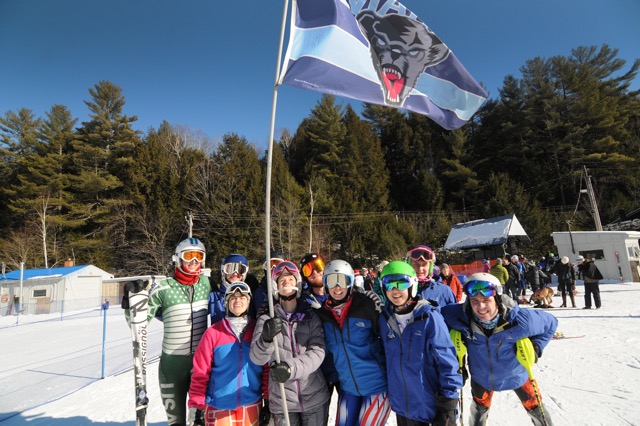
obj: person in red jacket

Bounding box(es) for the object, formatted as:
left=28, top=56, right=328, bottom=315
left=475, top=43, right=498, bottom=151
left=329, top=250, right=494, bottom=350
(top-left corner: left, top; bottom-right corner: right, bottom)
left=439, top=264, right=463, bottom=302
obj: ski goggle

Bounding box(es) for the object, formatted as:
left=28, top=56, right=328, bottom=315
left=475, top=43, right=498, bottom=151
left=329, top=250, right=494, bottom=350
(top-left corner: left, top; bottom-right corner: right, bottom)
left=263, top=258, right=284, bottom=271
left=222, top=262, right=248, bottom=276
left=464, top=280, right=498, bottom=297
left=180, top=250, right=205, bottom=262
left=323, top=273, right=352, bottom=289
left=381, top=274, right=414, bottom=291
left=226, top=282, right=251, bottom=298
left=302, top=258, right=325, bottom=277
left=272, top=261, right=299, bottom=280
left=407, top=247, right=435, bottom=262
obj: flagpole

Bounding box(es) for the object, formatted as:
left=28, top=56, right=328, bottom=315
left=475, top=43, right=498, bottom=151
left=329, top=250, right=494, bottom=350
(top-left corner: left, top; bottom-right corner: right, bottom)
left=265, top=0, right=292, bottom=425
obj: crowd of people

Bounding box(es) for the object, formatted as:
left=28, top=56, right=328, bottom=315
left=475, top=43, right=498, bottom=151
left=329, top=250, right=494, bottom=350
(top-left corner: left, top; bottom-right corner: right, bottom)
left=123, top=238, right=593, bottom=426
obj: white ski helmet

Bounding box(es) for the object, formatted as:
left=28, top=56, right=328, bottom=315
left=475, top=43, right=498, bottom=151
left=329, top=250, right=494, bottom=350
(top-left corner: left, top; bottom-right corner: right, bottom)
left=463, top=273, right=503, bottom=298
left=173, top=238, right=206, bottom=273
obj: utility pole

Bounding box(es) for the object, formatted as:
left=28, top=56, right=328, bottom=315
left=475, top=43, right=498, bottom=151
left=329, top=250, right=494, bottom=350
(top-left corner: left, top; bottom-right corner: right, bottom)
left=582, top=165, right=603, bottom=231
left=186, top=212, right=193, bottom=238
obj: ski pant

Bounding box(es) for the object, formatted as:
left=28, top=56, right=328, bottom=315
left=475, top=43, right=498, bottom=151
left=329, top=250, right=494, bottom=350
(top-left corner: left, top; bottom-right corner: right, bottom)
left=334, top=392, right=391, bottom=426
left=469, top=379, right=552, bottom=426
left=272, top=402, right=329, bottom=426
left=203, top=401, right=261, bottom=426
left=159, top=352, right=194, bottom=426
left=584, top=280, right=601, bottom=308
left=505, top=281, right=519, bottom=301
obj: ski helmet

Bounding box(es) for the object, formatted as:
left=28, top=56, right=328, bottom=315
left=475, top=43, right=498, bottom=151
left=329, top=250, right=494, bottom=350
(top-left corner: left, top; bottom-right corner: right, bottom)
left=561, top=256, right=569, bottom=265
left=173, top=238, right=206, bottom=274
left=406, top=245, right=435, bottom=279
left=380, top=261, right=419, bottom=298
left=322, top=259, right=355, bottom=292
left=224, top=281, right=252, bottom=316
left=271, top=260, right=303, bottom=299
left=263, top=251, right=285, bottom=271
left=463, top=273, right=503, bottom=299
left=300, top=253, right=325, bottom=283
left=221, top=253, right=249, bottom=285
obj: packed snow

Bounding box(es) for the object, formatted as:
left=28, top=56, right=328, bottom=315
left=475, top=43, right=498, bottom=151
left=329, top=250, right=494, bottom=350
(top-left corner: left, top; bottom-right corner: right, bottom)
left=1, top=281, right=639, bottom=426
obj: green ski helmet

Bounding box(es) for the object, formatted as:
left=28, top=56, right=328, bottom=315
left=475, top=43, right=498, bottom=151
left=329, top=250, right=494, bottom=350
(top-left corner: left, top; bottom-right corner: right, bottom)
left=380, top=260, right=419, bottom=298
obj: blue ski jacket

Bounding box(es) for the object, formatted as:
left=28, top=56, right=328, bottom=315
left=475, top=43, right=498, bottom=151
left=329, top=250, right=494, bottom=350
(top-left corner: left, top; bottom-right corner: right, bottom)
left=379, top=299, right=461, bottom=423
left=418, top=279, right=457, bottom=309
left=316, top=291, right=387, bottom=397
left=441, top=295, right=558, bottom=391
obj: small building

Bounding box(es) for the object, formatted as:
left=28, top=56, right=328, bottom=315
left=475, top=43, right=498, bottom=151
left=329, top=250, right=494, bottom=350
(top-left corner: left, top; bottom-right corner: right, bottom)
left=551, top=231, right=640, bottom=282
left=0, top=265, right=114, bottom=315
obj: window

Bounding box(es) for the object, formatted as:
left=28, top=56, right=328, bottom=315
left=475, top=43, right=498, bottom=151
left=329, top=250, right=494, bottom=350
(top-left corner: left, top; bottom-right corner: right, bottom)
left=33, top=289, right=47, bottom=298
left=578, top=249, right=605, bottom=261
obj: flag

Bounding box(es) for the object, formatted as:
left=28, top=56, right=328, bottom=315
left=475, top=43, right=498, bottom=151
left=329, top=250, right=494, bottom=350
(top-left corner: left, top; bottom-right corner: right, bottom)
left=279, top=0, right=488, bottom=130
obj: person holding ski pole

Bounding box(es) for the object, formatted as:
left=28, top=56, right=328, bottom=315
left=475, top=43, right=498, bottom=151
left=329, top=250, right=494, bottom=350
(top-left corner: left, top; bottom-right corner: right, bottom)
left=441, top=273, right=558, bottom=426
left=188, top=281, right=264, bottom=426
left=124, top=237, right=210, bottom=426
left=250, top=260, right=330, bottom=426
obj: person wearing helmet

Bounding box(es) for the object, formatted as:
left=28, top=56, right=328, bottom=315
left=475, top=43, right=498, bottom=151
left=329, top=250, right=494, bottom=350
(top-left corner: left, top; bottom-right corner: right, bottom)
left=378, top=260, right=461, bottom=426
left=124, top=237, right=210, bottom=426
left=441, top=273, right=558, bottom=426
left=209, top=254, right=251, bottom=324
left=253, top=252, right=285, bottom=312
left=551, top=256, right=576, bottom=308
left=315, top=260, right=390, bottom=426
left=189, top=282, right=265, bottom=426
left=300, top=253, right=328, bottom=308
left=406, top=245, right=456, bottom=308
left=250, top=261, right=330, bottom=426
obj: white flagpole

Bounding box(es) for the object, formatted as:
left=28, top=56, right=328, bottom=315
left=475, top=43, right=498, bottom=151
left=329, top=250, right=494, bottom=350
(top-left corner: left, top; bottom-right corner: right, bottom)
left=265, top=0, right=292, bottom=425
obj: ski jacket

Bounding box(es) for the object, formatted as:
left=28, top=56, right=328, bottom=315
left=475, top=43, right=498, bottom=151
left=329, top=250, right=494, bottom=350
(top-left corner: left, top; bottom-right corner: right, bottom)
left=417, top=279, right=457, bottom=308
left=504, top=262, right=520, bottom=286
left=189, top=318, right=263, bottom=410
left=441, top=295, right=558, bottom=391
left=208, top=279, right=230, bottom=324
left=145, top=276, right=210, bottom=355
left=250, top=300, right=329, bottom=414
left=578, top=261, right=604, bottom=282
left=553, top=263, right=575, bottom=283
left=440, top=273, right=464, bottom=302
left=525, top=267, right=547, bottom=289
left=489, top=264, right=508, bottom=285
left=379, top=299, right=461, bottom=423
left=315, top=292, right=387, bottom=397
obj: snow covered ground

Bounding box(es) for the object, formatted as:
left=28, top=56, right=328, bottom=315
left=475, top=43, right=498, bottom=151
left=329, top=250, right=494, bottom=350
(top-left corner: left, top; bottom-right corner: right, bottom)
left=1, top=282, right=639, bottom=425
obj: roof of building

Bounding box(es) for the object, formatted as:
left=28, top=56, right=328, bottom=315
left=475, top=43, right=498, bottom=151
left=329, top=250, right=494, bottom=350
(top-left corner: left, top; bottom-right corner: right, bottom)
left=443, top=214, right=529, bottom=251
left=0, top=265, right=91, bottom=282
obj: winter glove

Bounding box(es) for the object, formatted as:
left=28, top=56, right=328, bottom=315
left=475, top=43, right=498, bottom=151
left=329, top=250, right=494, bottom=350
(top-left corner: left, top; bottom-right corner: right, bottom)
left=533, top=343, right=542, bottom=362
left=259, top=399, right=271, bottom=426
left=121, top=279, right=147, bottom=309
left=270, top=360, right=291, bottom=383
left=458, top=365, right=469, bottom=386
left=433, top=395, right=459, bottom=426
left=187, top=407, right=204, bottom=426
left=262, top=317, right=285, bottom=343
left=364, top=290, right=382, bottom=313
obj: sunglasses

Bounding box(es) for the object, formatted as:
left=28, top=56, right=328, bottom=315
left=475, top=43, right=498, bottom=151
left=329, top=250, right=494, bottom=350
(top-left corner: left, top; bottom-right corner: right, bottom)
left=222, top=262, right=248, bottom=276
left=323, top=273, right=352, bottom=289
left=263, top=258, right=284, bottom=271
left=302, top=258, right=325, bottom=277
left=272, top=261, right=299, bottom=278
left=407, top=247, right=435, bottom=262
left=180, top=250, right=205, bottom=262
left=464, top=280, right=498, bottom=297
left=381, top=274, right=414, bottom=291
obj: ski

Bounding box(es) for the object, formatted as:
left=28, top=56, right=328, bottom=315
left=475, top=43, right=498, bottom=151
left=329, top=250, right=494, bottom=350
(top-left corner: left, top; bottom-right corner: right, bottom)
left=128, top=284, right=150, bottom=426
left=552, top=331, right=585, bottom=340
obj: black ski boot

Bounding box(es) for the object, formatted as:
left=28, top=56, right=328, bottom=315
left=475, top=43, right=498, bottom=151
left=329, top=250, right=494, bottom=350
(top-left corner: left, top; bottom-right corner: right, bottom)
left=469, top=401, right=490, bottom=425
left=527, top=405, right=553, bottom=425
left=560, top=294, right=567, bottom=308
left=569, top=294, right=576, bottom=308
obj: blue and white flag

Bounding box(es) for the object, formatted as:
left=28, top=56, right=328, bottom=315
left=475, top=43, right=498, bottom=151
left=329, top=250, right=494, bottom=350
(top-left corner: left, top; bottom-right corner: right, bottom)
left=279, top=0, right=488, bottom=130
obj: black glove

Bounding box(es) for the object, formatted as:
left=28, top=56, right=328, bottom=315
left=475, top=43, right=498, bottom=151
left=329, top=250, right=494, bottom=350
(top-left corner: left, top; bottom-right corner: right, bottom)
left=433, top=395, right=459, bottom=426
left=458, top=366, right=469, bottom=386
left=259, top=399, right=271, bottom=426
left=121, top=279, right=147, bottom=309
left=262, top=317, right=284, bottom=343
left=270, top=361, right=291, bottom=383
left=187, top=407, right=204, bottom=426
left=533, top=343, right=542, bottom=362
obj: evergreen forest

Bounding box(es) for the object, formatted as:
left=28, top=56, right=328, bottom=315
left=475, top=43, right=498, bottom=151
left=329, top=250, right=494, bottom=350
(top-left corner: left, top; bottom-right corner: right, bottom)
left=1, top=45, right=639, bottom=277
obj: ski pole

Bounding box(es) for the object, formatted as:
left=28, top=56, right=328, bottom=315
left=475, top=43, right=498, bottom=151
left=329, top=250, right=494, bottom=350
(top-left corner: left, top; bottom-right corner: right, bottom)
left=450, top=329, right=466, bottom=426
left=515, top=338, right=548, bottom=426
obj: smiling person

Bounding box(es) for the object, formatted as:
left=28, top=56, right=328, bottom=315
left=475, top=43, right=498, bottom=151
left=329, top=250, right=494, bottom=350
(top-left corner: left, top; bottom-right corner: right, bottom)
left=250, top=261, right=330, bottom=426
left=316, top=260, right=390, bottom=426
left=378, top=261, right=461, bottom=426
left=440, top=273, right=558, bottom=426
left=406, top=245, right=456, bottom=308
left=209, top=254, right=251, bottom=324
left=189, top=282, right=264, bottom=426
left=300, top=253, right=328, bottom=308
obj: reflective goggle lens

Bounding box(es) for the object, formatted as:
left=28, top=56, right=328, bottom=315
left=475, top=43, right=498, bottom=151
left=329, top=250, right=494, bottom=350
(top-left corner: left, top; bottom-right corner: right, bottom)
left=227, top=282, right=251, bottom=297
left=464, top=280, right=497, bottom=297
left=323, top=273, right=352, bottom=289
left=263, top=258, right=284, bottom=270
left=381, top=274, right=413, bottom=291
left=223, top=262, right=248, bottom=276
left=302, top=258, right=325, bottom=277
left=273, top=261, right=298, bottom=278
left=181, top=250, right=204, bottom=262
left=407, top=248, right=434, bottom=262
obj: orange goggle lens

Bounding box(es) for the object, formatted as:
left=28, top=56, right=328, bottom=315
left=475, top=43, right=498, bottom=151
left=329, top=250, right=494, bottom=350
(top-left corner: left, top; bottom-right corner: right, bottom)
left=302, top=258, right=325, bottom=277
left=181, top=250, right=204, bottom=262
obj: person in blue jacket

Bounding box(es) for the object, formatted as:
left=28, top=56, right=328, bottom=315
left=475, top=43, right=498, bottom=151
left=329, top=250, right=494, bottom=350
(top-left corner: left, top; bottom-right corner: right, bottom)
left=379, top=261, right=461, bottom=426
left=406, top=245, right=457, bottom=308
left=209, top=254, right=250, bottom=324
left=441, top=273, right=558, bottom=426
left=316, top=259, right=390, bottom=426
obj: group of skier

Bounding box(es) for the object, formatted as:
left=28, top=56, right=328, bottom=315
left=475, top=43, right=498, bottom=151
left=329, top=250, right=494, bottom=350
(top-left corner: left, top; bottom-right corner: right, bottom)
left=124, top=239, right=559, bottom=426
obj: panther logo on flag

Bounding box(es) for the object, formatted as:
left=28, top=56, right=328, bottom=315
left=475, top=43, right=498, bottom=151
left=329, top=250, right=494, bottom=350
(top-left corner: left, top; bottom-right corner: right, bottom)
left=356, top=10, right=450, bottom=107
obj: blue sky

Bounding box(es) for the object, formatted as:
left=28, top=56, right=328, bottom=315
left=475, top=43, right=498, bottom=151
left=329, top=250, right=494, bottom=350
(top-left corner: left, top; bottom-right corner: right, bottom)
left=1, top=0, right=638, bottom=149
